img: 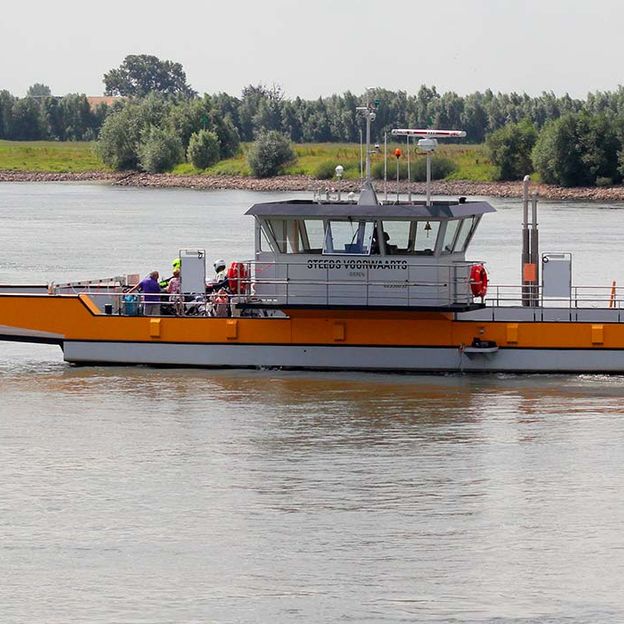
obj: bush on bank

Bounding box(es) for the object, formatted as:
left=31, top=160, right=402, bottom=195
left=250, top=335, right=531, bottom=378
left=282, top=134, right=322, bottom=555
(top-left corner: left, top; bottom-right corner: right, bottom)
left=247, top=130, right=296, bottom=177
left=187, top=130, right=220, bottom=169
left=138, top=126, right=183, bottom=173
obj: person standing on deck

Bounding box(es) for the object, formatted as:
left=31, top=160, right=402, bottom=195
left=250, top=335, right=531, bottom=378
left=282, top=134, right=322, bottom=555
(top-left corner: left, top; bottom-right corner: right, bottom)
left=160, top=257, right=181, bottom=289
left=206, top=259, right=228, bottom=293
left=167, top=268, right=182, bottom=315
left=134, top=271, right=162, bottom=316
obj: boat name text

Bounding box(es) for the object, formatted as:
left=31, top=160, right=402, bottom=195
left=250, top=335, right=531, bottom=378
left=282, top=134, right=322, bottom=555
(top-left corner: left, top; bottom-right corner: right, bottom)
left=306, top=259, right=408, bottom=270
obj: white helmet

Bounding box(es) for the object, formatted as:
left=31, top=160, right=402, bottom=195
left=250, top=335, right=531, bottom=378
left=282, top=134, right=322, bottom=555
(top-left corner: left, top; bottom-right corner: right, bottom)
left=214, top=259, right=226, bottom=272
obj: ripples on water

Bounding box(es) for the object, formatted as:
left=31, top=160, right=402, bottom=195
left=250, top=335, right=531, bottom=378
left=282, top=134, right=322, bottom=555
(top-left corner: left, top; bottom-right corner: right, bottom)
left=2, top=187, right=624, bottom=622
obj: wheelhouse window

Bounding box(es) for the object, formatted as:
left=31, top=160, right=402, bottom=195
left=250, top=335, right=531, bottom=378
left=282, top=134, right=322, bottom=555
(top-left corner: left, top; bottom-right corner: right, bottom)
left=441, top=219, right=462, bottom=254
left=375, top=220, right=441, bottom=255
left=301, top=219, right=325, bottom=253
left=264, top=218, right=288, bottom=253
left=413, top=221, right=440, bottom=254
left=454, top=216, right=479, bottom=252
left=260, top=218, right=325, bottom=254
left=379, top=220, right=411, bottom=254
left=323, top=220, right=375, bottom=255
left=258, top=225, right=272, bottom=252
left=440, top=217, right=480, bottom=254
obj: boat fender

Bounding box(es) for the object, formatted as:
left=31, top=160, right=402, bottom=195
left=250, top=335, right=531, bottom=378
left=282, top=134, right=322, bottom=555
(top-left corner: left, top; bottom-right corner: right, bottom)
left=470, top=264, right=488, bottom=298
left=227, top=261, right=249, bottom=295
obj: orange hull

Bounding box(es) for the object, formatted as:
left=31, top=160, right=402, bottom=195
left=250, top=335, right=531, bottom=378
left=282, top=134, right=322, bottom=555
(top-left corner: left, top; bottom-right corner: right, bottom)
left=0, top=293, right=622, bottom=351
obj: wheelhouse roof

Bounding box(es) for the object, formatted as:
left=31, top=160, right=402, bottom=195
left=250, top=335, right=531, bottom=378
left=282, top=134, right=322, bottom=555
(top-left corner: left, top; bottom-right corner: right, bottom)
left=246, top=199, right=496, bottom=219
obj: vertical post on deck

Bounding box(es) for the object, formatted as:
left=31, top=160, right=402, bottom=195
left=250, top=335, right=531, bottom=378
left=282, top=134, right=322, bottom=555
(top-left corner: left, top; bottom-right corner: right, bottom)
left=384, top=132, right=388, bottom=203
left=359, top=128, right=363, bottom=183
left=406, top=135, right=412, bottom=202
left=426, top=152, right=432, bottom=207
left=521, top=175, right=531, bottom=306
left=530, top=191, right=539, bottom=306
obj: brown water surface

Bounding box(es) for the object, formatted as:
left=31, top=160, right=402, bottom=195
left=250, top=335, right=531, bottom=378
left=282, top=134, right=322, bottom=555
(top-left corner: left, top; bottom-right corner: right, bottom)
left=1, top=184, right=624, bottom=623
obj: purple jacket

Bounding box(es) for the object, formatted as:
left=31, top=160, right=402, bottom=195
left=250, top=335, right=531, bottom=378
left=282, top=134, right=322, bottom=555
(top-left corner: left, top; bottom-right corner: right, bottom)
left=138, top=276, right=161, bottom=303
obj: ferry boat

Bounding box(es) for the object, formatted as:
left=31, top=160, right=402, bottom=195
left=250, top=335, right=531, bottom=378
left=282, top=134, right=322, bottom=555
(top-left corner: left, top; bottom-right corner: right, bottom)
left=2, top=102, right=624, bottom=373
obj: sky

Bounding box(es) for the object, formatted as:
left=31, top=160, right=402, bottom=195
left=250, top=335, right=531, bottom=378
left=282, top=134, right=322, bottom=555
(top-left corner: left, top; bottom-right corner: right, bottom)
left=1, top=0, right=623, bottom=100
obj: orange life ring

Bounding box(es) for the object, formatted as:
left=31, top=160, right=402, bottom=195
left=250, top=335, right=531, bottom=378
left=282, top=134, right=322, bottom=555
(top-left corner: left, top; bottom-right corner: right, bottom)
left=470, top=264, right=488, bottom=298
left=227, top=261, right=249, bottom=294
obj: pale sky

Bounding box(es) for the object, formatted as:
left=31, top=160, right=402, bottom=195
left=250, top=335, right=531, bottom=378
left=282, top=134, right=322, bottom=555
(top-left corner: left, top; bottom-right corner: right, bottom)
left=1, top=0, right=622, bottom=99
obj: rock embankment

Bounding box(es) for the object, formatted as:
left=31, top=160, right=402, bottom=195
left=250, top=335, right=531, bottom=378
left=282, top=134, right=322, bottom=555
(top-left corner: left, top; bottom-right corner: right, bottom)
left=0, top=171, right=126, bottom=183
left=3, top=170, right=624, bottom=201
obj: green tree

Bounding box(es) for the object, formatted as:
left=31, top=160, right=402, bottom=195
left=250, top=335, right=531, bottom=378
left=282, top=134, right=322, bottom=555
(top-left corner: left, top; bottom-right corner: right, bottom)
left=103, top=54, right=195, bottom=98
left=187, top=129, right=220, bottom=169
left=0, top=90, right=16, bottom=138
left=137, top=126, right=183, bottom=173
left=532, top=115, right=585, bottom=186
left=167, top=96, right=239, bottom=157
left=97, top=107, right=140, bottom=169
left=10, top=97, right=45, bottom=140
left=97, top=94, right=169, bottom=169
left=247, top=130, right=296, bottom=177
left=578, top=113, right=621, bottom=184
left=58, top=94, right=96, bottom=140
left=532, top=113, right=621, bottom=187
left=486, top=120, right=537, bottom=180
left=41, top=96, right=64, bottom=139
left=27, top=83, right=52, bottom=98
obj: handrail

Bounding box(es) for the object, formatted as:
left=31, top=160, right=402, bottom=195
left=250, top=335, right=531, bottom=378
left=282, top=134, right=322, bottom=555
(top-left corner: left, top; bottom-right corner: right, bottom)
left=484, top=283, right=623, bottom=309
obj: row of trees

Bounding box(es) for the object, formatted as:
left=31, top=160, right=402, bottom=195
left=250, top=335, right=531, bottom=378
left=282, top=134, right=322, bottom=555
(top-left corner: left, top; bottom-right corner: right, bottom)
left=0, top=88, right=108, bottom=141
left=210, top=84, right=624, bottom=144
left=6, top=78, right=624, bottom=148
left=487, top=113, right=624, bottom=187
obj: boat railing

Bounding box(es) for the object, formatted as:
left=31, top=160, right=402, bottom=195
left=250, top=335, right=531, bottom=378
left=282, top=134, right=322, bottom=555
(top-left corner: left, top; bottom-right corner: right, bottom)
left=80, top=291, right=243, bottom=318
left=74, top=277, right=475, bottom=317
left=51, top=276, right=128, bottom=293
left=486, top=284, right=624, bottom=309
left=45, top=281, right=624, bottom=319
left=49, top=259, right=482, bottom=312
left=46, top=263, right=624, bottom=315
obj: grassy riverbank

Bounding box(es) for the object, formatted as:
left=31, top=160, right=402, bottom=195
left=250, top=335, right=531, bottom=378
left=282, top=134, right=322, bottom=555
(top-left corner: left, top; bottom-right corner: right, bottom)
left=0, top=139, right=495, bottom=180
left=172, top=142, right=496, bottom=181
left=0, top=140, right=104, bottom=172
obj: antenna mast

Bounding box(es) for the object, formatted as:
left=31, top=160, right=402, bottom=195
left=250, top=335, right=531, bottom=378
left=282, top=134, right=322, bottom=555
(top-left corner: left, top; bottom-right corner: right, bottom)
left=356, top=89, right=379, bottom=185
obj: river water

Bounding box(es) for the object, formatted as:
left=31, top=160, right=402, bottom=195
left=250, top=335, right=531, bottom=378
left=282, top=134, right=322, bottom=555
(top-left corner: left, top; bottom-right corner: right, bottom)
left=2, top=183, right=624, bottom=623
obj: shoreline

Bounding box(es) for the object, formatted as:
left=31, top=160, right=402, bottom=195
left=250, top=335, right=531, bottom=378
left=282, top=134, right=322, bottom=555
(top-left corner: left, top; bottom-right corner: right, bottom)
left=2, top=170, right=624, bottom=201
